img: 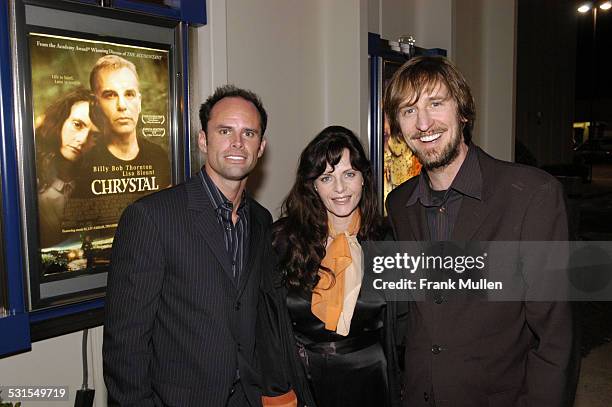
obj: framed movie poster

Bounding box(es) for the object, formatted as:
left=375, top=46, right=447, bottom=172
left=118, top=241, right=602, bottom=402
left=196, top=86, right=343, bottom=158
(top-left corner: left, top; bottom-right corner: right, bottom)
left=369, top=33, right=446, bottom=214
left=379, top=59, right=422, bottom=211
left=368, top=34, right=421, bottom=215
left=28, top=30, right=171, bottom=308
left=9, top=1, right=187, bottom=312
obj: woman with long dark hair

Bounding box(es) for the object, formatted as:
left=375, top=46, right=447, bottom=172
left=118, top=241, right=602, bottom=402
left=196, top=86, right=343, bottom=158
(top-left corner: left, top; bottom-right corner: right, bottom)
left=36, top=87, right=97, bottom=246
left=271, top=125, right=401, bottom=407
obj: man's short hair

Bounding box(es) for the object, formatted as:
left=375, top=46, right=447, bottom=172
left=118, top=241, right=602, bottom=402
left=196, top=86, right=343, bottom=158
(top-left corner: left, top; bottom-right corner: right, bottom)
left=90, top=55, right=139, bottom=93
left=199, top=85, right=268, bottom=136
left=383, top=56, right=475, bottom=144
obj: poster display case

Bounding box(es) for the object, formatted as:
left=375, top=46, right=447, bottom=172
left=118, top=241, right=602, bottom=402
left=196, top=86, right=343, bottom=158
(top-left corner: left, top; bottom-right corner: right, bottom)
left=368, top=33, right=446, bottom=213
left=70, top=0, right=206, bottom=25
left=0, top=0, right=201, bottom=346
left=25, top=28, right=173, bottom=310
left=0, top=199, right=6, bottom=317
left=0, top=0, right=30, bottom=356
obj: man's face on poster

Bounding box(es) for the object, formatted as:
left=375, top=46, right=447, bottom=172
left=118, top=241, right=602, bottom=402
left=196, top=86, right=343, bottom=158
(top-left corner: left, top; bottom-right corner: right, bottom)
left=94, top=67, right=142, bottom=138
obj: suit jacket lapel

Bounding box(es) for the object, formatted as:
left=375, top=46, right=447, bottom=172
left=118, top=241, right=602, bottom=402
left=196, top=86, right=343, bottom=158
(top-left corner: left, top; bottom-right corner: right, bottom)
left=396, top=179, right=430, bottom=241
left=186, top=177, right=234, bottom=279
left=451, top=148, right=494, bottom=241
left=406, top=203, right=431, bottom=241
left=237, top=200, right=263, bottom=296
left=451, top=197, right=489, bottom=240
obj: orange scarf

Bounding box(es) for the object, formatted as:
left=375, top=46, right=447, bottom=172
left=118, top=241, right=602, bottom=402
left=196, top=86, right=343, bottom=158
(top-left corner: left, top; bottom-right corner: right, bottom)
left=311, top=211, right=361, bottom=331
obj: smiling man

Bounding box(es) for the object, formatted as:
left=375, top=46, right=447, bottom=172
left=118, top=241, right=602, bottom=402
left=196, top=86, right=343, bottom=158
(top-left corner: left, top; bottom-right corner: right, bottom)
left=104, top=85, right=279, bottom=406
left=384, top=56, right=577, bottom=407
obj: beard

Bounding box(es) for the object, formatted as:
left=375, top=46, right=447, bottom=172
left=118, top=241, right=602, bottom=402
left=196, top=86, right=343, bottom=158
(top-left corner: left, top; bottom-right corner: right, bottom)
left=408, top=126, right=463, bottom=171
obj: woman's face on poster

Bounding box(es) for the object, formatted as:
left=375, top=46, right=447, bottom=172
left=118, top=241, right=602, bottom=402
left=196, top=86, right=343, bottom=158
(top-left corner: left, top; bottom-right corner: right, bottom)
left=60, top=100, right=96, bottom=161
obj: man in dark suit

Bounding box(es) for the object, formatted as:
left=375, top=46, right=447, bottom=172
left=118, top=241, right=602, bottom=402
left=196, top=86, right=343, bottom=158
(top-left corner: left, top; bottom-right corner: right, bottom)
left=383, top=56, right=576, bottom=406
left=103, top=85, right=272, bottom=406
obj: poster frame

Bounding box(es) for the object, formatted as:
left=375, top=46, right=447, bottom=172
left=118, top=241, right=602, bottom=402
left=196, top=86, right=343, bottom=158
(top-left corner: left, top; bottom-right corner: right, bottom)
left=9, top=0, right=187, bottom=320
left=0, top=0, right=31, bottom=356
left=368, top=33, right=411, bottom=214
left=368, top=33, right=447, bottom=214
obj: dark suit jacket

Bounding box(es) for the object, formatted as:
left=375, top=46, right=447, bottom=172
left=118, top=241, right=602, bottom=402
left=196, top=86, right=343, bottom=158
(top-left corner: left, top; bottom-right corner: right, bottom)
left=103, top=173, right=273, bottom=407
left=386, top=146, right=576, bottom=407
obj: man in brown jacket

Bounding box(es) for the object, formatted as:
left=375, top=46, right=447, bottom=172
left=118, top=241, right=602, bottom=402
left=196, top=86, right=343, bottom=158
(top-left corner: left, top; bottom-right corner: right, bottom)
left=383, top=56, right=577, bottom=407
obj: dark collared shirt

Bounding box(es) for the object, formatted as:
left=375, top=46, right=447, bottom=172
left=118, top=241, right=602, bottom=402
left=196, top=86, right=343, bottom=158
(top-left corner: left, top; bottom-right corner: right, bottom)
left=406, top=143, right=483, bottom=241
left=199, top=169, right=250, bottom=281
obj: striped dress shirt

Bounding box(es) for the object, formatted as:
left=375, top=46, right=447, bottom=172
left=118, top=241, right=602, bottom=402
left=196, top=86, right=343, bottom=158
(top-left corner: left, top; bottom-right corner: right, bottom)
left=199, top=169, right=250, bottom=281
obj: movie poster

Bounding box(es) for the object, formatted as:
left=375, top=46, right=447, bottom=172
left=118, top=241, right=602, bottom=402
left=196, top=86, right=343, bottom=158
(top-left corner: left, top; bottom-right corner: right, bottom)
left=383, top=119, right=421, bottom=206
left=29, top=32, right=171, bottom=278
left=381, top=59, right=421, bottom=213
